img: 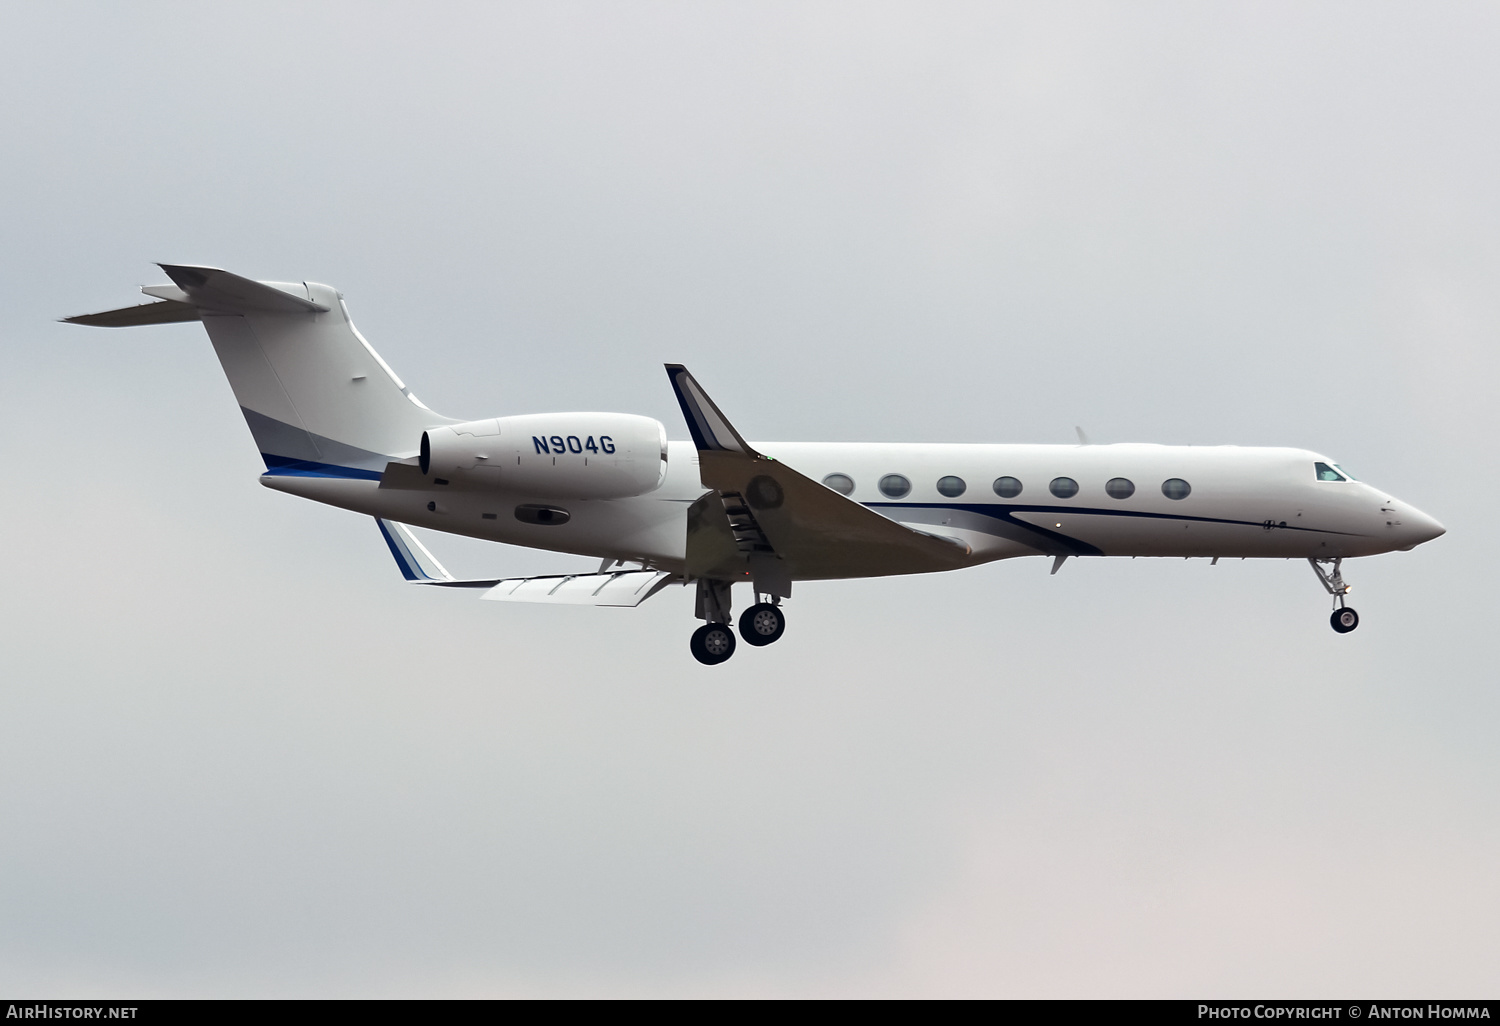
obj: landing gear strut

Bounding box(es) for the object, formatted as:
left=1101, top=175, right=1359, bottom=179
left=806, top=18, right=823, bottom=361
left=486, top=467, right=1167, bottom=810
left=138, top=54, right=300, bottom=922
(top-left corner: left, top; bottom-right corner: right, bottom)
left=1309, top=557, right=1359, bottom=634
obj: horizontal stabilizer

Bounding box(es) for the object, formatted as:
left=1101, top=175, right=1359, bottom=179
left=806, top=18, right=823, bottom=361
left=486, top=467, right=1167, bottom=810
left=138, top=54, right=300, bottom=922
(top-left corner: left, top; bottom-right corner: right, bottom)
left=482, top=570, right=679, bottom=607
left=158, top=264, right=330, bottom=315
left=64, top=264, right=330, bottom=327
left=62, top=299, right=200, bottom=327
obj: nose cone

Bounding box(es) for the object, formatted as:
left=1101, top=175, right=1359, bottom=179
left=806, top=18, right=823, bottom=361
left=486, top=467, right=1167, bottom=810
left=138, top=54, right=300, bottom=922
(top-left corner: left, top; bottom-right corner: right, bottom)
left=1400, top=506, right=1446, bottom=548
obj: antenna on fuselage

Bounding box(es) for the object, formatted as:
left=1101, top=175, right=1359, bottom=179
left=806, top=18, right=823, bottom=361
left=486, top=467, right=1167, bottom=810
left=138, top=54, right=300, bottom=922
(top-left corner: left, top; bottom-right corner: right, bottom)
left=1074, top=426, right=1091, bottom=445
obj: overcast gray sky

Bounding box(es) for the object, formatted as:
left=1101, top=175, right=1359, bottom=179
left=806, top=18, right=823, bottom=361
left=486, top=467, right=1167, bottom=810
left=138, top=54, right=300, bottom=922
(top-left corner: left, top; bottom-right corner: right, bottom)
left=1, top=1, right=1496, bottom=997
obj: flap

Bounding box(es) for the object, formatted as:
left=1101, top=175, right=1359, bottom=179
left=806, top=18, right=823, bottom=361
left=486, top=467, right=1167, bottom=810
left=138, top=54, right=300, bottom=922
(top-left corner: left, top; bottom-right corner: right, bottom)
left=481, top=570, right=679, bottom=607
left=375, top=517, right=679, bottom=606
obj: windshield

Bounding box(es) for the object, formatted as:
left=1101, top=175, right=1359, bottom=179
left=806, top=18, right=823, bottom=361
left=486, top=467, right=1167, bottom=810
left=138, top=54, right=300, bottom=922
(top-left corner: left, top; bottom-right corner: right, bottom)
left=1314, top=462, right=1349, bottom=482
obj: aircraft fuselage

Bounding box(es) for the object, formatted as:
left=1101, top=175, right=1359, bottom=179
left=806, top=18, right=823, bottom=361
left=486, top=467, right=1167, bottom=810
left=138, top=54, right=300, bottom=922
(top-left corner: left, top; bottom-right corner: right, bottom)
left=263, top=439, right=1443, bottom=575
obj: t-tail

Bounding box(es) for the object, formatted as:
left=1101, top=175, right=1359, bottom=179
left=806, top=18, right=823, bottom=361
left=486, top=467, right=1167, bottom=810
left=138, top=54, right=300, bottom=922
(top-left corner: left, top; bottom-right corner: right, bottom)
left=65, top=264, right=455, bottom=479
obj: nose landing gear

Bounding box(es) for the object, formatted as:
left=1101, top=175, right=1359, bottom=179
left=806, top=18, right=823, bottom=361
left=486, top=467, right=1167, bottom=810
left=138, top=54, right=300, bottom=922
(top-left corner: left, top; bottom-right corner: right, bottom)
left=1309, top=557, right=1359, bottom=634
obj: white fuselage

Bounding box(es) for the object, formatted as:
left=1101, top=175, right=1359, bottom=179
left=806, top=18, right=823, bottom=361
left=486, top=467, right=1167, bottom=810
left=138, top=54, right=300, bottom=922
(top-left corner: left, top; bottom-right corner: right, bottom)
left=263, top=439, right=1445, bottom=577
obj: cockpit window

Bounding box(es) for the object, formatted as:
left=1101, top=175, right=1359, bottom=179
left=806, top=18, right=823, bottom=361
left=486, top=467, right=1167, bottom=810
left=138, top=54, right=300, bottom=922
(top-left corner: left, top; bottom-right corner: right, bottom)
left=1314, top=462, right=1348, bottom=482
left=1334, top=464, right=1357, bottom=481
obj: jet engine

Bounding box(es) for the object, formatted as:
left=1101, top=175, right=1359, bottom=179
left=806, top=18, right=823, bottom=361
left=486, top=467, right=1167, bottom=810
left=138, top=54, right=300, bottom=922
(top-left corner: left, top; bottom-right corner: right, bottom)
left=420, top=413, right=668, bottom=499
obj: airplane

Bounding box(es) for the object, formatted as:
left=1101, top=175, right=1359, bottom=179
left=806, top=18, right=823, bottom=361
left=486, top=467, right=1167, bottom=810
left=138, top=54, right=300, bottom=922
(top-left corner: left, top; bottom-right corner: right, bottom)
left=66, top=264, right=1446, bottom=665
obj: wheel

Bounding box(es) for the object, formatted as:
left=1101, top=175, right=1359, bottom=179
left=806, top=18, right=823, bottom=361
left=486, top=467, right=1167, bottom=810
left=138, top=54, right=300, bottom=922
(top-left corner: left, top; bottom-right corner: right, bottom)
left=739, top=603, right=786, bottom=647
left=1330, top=607, right=1360, bottom=634
left=690, top=623, right=737, bottom=665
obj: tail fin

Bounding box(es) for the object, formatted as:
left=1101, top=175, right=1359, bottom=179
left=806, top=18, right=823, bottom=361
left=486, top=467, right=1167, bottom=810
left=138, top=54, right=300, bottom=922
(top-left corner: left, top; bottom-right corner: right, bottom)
left=69, top=264, right=455, bottom=478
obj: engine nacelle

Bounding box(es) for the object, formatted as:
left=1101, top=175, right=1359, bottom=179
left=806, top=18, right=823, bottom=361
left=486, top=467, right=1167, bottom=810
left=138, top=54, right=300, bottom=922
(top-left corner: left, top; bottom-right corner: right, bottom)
left=421, top=413, right=667, bottom=499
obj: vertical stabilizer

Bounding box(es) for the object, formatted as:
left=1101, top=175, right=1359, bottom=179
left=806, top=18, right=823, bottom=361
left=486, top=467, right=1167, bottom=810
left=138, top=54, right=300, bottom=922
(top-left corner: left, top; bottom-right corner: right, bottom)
left=71, top=265, right=459, bottom=479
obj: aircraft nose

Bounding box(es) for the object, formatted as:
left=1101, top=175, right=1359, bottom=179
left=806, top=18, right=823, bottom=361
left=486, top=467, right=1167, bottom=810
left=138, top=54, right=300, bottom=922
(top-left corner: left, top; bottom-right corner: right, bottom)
left=1402, top=507, right=1446, bottom=547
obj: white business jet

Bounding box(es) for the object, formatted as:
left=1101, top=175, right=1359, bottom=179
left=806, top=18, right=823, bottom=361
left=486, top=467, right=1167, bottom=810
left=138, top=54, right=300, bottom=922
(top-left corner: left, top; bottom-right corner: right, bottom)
left=68, top=266, right=1445, bottom=665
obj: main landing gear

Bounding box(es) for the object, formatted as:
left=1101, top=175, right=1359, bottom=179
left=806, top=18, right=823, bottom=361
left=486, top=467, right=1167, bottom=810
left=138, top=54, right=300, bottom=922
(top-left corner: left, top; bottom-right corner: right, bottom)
left=690, top=623, right=737, bottom=664
left=690, top=580, right=786, bottom=665
left=740, top=603, right=786, bottom=647
left=1309, top=557, right=1359, bottom=634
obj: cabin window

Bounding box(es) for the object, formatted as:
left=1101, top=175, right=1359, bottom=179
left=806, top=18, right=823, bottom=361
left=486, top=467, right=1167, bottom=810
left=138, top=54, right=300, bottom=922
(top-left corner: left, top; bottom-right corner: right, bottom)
left=1049, top=477, right=1079, bottom=499
left=1315, top=462, right=1348, bottom=482
left=1161, top=478, right=1192, bottom=500
left=936, top=475, right=967, bottom=498
left=1105, top=477, right=1135, bottom=499
left=823, top=473, right=855, bottom=496
left=878, top=474, right=911, bottom=499
left=993, top=476, right=1023, bottom=498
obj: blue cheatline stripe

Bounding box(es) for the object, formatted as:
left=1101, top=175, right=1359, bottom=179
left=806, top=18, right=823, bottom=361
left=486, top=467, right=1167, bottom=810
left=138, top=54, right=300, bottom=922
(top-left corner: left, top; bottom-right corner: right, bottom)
left=374, top=518, right=425, bottom=581
left=865, top=500, right=1363, bottom=536
left=863, top=500, right=1365, bottom=557
left=260, top=453, right=384, bottom=480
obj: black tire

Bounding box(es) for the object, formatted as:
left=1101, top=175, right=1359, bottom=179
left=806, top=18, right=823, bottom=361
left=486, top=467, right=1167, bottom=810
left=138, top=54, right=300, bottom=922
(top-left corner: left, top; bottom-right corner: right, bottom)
left=1330, top=607, right=1360, bottom=634
left=690, top=623, right=737, bottom=665
left=739, top=603, right=786, bottom=647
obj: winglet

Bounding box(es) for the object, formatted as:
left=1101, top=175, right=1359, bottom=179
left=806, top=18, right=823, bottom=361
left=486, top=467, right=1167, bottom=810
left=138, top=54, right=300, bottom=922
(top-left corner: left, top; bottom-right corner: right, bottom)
left=375, top=518, right=456, bottom=582
left=663, top=364, right=754, bottom=455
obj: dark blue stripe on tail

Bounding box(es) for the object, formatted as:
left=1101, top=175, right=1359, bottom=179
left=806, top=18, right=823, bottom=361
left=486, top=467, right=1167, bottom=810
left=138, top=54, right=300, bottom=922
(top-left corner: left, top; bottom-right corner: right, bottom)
left=261, top=454, right=384, bottom=480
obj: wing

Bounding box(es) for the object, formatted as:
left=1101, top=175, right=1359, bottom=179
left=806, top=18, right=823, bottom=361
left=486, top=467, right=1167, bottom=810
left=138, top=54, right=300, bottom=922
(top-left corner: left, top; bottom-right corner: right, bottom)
left=375, top=518, right=679, bottom=606
left=664, top=365, right=971, bottom=586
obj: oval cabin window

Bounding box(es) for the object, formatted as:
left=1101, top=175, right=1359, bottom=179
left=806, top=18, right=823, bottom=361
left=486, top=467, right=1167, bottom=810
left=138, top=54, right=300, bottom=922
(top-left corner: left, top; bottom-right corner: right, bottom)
left=936, top=475, right=967, bottom=498
left=878, top=474, right=911, bottom=499
left=1105, top=477, right=1135, bottom=499
left=993, top=476, right=1023, bottom=498
left=1049, top=477, right=1079, bottom=499
left=1161, top=478, right=1191, bottom=500
left=822, top=473, right=855, bottom=496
